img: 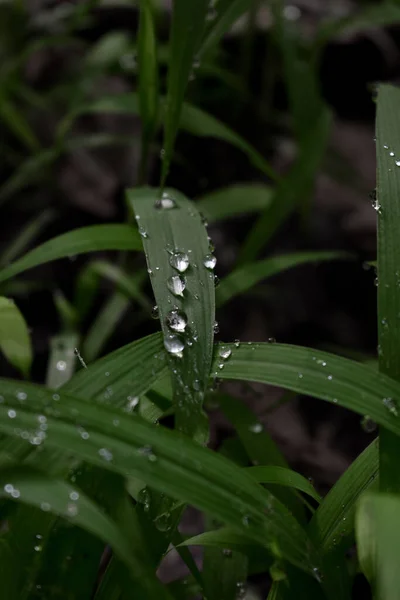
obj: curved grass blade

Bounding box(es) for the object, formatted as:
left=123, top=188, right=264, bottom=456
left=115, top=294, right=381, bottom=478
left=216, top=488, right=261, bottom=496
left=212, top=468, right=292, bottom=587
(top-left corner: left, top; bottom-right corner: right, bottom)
left=216, top=251, right=348, bottom=307
left=0, top=466, right=170, bottom=599
left=161, top=0, right=209, bottom=186
left=376, top=84, right=400, bottom=492
left=247, top=466, right=321, bottom=503
left=0, top=225, right=142, bottom=285
left=196, top=184, right=272, bottom=223
left=199, top=0, right=255, bottom=59
left=0, top=379, right=320, bottom=576
left=213, top=343, right=400, bottom=436
left=0, top=94, right=40, bottom=151
left=126, top=187, right=215, bottom=438
left=0, top=208, right=55, bottom=268
left=87, top=261, right=150, bottom=311
left=0, top=296, right=32, bottom=377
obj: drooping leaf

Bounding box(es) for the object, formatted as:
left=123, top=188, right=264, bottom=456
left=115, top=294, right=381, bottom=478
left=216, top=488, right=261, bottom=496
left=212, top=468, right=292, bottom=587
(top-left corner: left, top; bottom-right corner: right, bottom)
left=0, top=296, right=32, bottom=376
left=247, top=466, right=321, bottom=503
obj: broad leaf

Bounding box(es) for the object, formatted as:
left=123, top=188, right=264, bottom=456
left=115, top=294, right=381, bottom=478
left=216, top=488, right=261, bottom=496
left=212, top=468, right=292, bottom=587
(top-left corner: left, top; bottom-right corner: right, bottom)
left=0, top=296, right=32, bottom=376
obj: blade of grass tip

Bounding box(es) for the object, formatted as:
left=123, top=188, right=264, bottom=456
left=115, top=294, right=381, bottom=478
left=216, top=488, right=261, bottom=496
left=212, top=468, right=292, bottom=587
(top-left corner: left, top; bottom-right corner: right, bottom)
left=127, top=187, right=215, bottom=441
left=247, top=466, right=321, bottom=503
left=46, top=332, right=80, bottom=389
left=0, top=224, right=142, bottom=285
left=160, top=0, right=209, bottom=186
left=0, top=208, right=55, bottom=268
left=376, top=84, right=400, bottom=492
left=0, top=296, right=32, bottom=377
left=137, top=0, right=159, bottom=182
left=196, top=184, right=273, bottom=224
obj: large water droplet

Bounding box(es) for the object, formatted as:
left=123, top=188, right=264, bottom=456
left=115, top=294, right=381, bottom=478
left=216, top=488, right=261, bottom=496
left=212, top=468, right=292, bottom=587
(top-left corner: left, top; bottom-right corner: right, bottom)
left=155, top=192, right=177, bottom=210
left=170, top=252, right=189, bottom=273
left=219, top=347, right=232, bottom=360
left=166, top=309, right=188, bottom=333
left=203, top=254, right=217, bottom=270
left=167, top=275, right=186, bottom=297
left=383, top=397, right=398, bottom=416
left=164, top=334, right=185, bottom=357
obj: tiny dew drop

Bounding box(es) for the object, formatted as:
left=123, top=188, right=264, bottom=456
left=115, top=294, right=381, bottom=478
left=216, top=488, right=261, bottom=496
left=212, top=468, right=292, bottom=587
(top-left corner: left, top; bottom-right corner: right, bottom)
left=17, top=391, right=27, bottom=401
left=166, top=309, right=188, bottom=333
left=8, top=409, right=16, bottom=419
left=151, top=305, right=159, bottom=319
left=382, top=397, right=398, bottom=417
left=213, top=321, right=219, bottom=334
left=164, top=334, right=185, bottom=357
left=167, top=275, right=186, bottom=297
left=56, top=360, right=67, bottom=371
left=170, top=252, right=189, bottom=273
left=361, top=415, right=377, bottom=433
left=222, top=548, right=232, bottom=558
left=234, top=339, right=240, bottom=348
left=267, top=337, right=276, bottom=343
left=312, top=567, right=322, bottom=583
left=138, top=445, right=157, bottom=462
left=138, top=226, right=149, bottom=239
left=154, top=513, right=172, bottom=532
left=203, top=254, right=217, bottom=270
left=155, top=192, right=177, bottom=210
left=249, top=422, right=263, bottom=434
left=214, top=274, right=220, bottom=287
left=98, top=448, right=113, bottom=462
left=138, top=488, right=151, bottom=512
left=219, top=347, right=232, bottom=360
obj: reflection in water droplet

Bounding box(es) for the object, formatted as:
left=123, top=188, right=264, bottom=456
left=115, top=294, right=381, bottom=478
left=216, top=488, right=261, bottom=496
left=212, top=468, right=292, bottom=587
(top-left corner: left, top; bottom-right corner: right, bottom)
left=170, top=252, right=189, bottom=273
left=219, top=347, right=232, bottom=360
left=164, top=334, right=185, bottom=357
left=167, top=275, right=186, bottom=297
left=155, top=192, right=177, bottom=210
left=203, top=254, right=217, bottom=270
left=166, top=309, right=188, bottom=333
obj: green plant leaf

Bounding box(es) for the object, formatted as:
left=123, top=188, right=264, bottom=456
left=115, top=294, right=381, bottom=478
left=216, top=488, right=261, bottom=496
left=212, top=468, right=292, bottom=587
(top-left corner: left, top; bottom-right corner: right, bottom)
left=161, top=0, right=208, bottom=185
left=199, top=0, right=255, bottom=59
left=213, top=343, right=400, bottom=436
left=356, top=493, right=400, bottom=600
left=376, top=84, right=400, bottom=492
left=0, top=93, right=40, bottom=151
left=126, top=187, right=215, bottom=439
left=196, top=184, right=272, bottom=223
left=0, top=296, right=32, bottom=376
left=87, top=261, right=150, bottom=311
left=0, top=378, right=320, bottom=577
left=216, top=251, right=348, bottom=307
left=247, top=466, right=321, bottom=503
left=46, top=333, right=79, bottom=389
left=0, top=208, right=55, bottom=268
left=0, top=225, right=142, bottom=285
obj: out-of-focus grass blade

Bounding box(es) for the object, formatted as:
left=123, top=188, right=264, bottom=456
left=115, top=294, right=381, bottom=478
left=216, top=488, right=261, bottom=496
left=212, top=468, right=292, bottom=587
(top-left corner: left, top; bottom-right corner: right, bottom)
left=74, top=261, right=101, bottom=322
left=218, top=393, right=305, bottom=522
left=88, top=261, right=150, bottom=311
left=199, top=0, right=255, bottom=59
left=0, top=208, right=55, bottom=268
left=203, top=543, right=248, bottom=600
left=247, top=466, right=321, bottom=503
left=238, top=108, right=331, bottom=264
left=217, top=251, right=348, bottom=307
left=0, top=225, right=142, bottom=284
left=127, top=187, right=215, bottom=439
left=137, top=0, right=159, bottom=180
left=0, top=148, right=58, bottom=205
left=214, top=343, right=400, bottom=437
left=82, top=291, right=131, bottom=363
left=0, top=296, right=31, bottom=377
left=196, top=184, right=272, bottom=223
left=376, top=84, right=400, bottom=492
left=160, top=0, right=209, bottom=186
left=0, top=466, right=170, bottom=599
left=356, top=493, right=400, bottom=600
left=46, top=332, right=79, bottom=389
left=84, top=31, right=130, bottom=70
left=0, top=380, right=320, bottom=576
left=0, top=93, right=40, bottom=151
left=167, top=576, right=201, bottom=600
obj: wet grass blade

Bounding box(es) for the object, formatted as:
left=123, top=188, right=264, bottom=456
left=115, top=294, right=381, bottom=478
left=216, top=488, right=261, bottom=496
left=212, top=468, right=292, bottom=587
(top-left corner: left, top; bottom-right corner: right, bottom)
left=196, top=184, right=272, bottom=223
left=216, top=251, right=348, bottom=307
left=0, top=296, right=32, bottom=377
left=161, top=0, right=209, bottom=186
left=0, top=225, right=142, bottom=284
left=213, top=343, right=400, bottom=436
left=376, top=84, right=400, bottom=492
left=126, top=187, right=215, bottom=438
left=247, top=466, right=321, bottom=503
left=0, top=379, right=319, bottom=576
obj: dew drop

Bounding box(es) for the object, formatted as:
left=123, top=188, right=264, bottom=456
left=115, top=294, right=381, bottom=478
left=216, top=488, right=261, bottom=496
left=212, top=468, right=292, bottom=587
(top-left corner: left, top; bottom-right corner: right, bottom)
left=361, top=415, right=377, bottom=433
left=164, top=334, right=185, bottom=357
left=69, top=491, right=79, bottom=501
left=66, top=503, right=78, bottom=517
left=396, top=161, right=400, bottom=167
left=213, top=321, right=219, bottom=334
left=167, top=275, right=186, bottom=297
left=390, top=151, right=395, bottom=157
left=151, top=305, right=159, bottom=319
left=166, top=309, right=188, bottom=333
left=41, top=502, right=51, bottom=512
left=98, top=448, right=113, bottom=461
left=16, top=391, right=27, bottom=401
left=126, top=396, right=139, bottom=412
left=154, top=513, right=172, bottom=532
left=8, top=410, right=16, bottom=419
left=241, top=515, right=250, bottom=527
left=249, top=422, right=263, bottom=433
left=267, top=337, right=276, bottom=344
left=138, top=445, right=157, bottom=462
left=214, top=275, right=220, bottom=287
left=222, top=548, right=232, bottom=558
left=169, top=253, right=190, bottom=275
left=138, top=226, right=149, bottom=239
left=234, top=339, right=240, bottom=348
left=138, top=487, right=151, bottom=511
left=206, top=4, right=217, bottom=21
left=56, top=360, right=67, bottom=371
left=219, top=347, right=232, bottom=360
left=155, top=192, right=177, bottom=210
left=383, top=397, right=398, bottom=416
left=4, top=483, right=13, bottom=494
left=203, top=254, right=217, bottom=270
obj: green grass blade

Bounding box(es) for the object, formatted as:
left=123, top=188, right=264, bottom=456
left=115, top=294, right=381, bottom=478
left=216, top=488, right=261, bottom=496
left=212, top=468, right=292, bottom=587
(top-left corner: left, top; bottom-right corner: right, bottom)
left=309, top=439, right=379, bottom=555
left=137, top=0, right=159, bottom=180
left=247, top=466, right=321, bottom=503
left=126, top=187, right=215, bottom=438
left=0, top=94, right=40, bottom=151
left=88, top=261, right=150, bottom=311
left=356, top=493, right=400, bottom=600
left=161, top=0, right=208, bottom=186
left=0, top=225, right=142, bottom=285
left=214, top=343, right=400, bottom=436
left=216, top=251, right=348, bottom=307
left=0, top=379, right=320, bottom=576
left=0, top=296, right=32, bottom=377
left=203, top=543, right=247, bottom=600
left=199, top=0, right=255, bottom=58
left=376, top=84, right=400, bottom=492
left=46, top=333, right=79, bottom=389
left=0, top=466, right=170, bottom=599
left=196, top=184, right=272, bottom=223
left=0, top=208, right=55, bottom=268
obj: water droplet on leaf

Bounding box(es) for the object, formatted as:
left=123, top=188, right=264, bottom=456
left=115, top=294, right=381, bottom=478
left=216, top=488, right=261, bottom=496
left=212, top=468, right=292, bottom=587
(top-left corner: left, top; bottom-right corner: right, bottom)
left=219, top=347, right=232, bottom=360
left=166, top=309, right=188, bottom=333
left=170, top=252, right=189, bottom=273
left=167, top=275, right=186, bottom=297
left=164, top=334, right=185, bottom=357
left=203, top=254, right=217, bottom=270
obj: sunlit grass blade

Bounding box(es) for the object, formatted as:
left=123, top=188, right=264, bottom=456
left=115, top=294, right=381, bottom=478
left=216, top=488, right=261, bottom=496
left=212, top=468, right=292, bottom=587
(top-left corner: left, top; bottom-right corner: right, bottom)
left=247, top=466, right=321, bottom=503
left=160, top=0, right=209, bottom=186
left=0, top=466, right=171, bottom=599
left=214, top=343, right=400, bottom=435
left=0, top=296, right=32, bottom=377
left=376, top=84, right=400, bottom=492
left=0, top=208, right=55, bottom=268
left=356, top=493, right=400, bottom=600
left=216, top=251, right=348, bottom=307
left=196, top=184, right=272, bottom=223
left=127, top=187, right=215, bottom=438
left=0, top=379, right=319, bottom=576
left=137, top=0, right=159, bottom=181
left=46, top=332, right=79, bottom=389
left=0, top=225, right=142, bottom=285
